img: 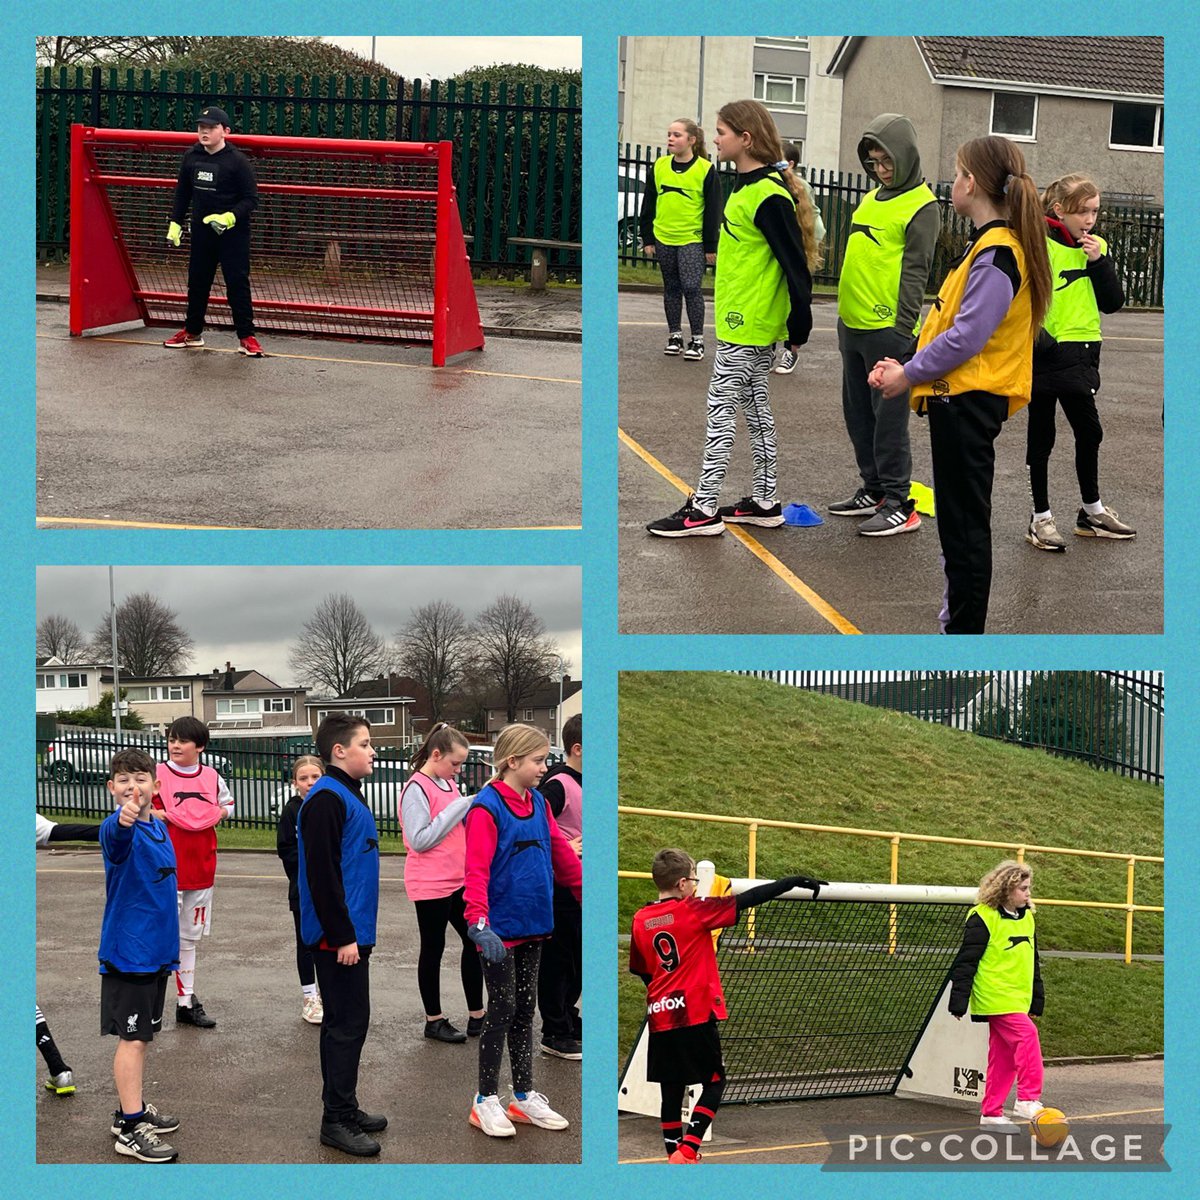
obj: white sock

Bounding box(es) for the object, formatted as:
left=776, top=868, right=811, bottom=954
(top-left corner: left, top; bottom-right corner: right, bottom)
left=692, top=499, right=716, bottom=516
left=1083, top=499, right=1106, bottom=516
left=1034, top=509, right=1052, bottom=523
left=176, top=942, right=197, bottom=1004
left=302, top=983, right=318, bottom=999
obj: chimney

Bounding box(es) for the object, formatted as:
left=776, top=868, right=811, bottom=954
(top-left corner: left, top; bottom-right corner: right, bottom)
left=223, top=662, right=235, bottom=690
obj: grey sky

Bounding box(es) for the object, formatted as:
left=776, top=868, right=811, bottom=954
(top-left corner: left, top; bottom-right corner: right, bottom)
left=37, top=566, right=581, bottom=688
left=320, top=38, right=581, bottom=78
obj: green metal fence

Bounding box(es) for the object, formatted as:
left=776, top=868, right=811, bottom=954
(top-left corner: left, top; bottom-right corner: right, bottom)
left=733, top=670, right=1163, bottom=784
left=35, top=729, right=500, bottom=834
left=37, top=66, right=581, bottom=279
left=619, top=145, right=1164, bottom=307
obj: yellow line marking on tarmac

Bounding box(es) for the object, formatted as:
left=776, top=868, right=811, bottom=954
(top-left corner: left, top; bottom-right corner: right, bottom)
left=619, top=426, right=862, bottom=635
left=37, top=516, right=581, bottom=531
left=619, top=1108, right=1166, bottom=1163
left=36, top=333, right=580, bottom=385
left=37, top=516, right=251, bottom=530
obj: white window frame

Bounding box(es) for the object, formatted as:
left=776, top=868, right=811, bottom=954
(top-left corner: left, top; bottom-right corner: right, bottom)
left=124, top=685, right=152, bottom=702
left=753, top=73, right=807, bottom=114
left=989, top=91, right=1038, bottom=142
left=37, top=674, right=55, bottom=688
left=1109, top=102, right=1163, bottom=153
left=523, top=708, right=535, bottom=721
left=265, top=696, right=293, bottom=713
left=164, top=684, right=190, bottom=701
left=217, top=697, right=261, bottom=715
left=317, top=706, right=394, bottom=726
left=754, top=36, right=810, bottom=50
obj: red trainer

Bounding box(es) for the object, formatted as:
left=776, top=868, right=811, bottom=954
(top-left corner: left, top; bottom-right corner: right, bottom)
left=668, top=1147, right=701, bottom=1163
left=162, top=330, right=204, bottom=349
left=238, top=335, right=265, bottom=357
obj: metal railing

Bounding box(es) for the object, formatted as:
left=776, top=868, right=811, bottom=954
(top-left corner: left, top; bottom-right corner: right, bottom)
left=38, top=66, right=581, bottom=278
left=618, top=805, right=1163, bottom=964
left=732, top=670, right=1163, bottom=784
left=619, top=145, right=1164, bottom=307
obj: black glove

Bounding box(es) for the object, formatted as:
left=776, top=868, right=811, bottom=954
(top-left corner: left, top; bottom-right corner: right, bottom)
left=781, top=873, right=828, bottom=899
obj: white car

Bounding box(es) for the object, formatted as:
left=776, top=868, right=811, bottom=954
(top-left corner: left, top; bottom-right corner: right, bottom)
left=618, top=162, right=647, bottom=249
left=42, top=734, right=232, bottom=783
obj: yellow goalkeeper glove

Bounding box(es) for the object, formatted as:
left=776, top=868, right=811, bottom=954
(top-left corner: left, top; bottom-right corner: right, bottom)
left=203, top=211, right=236, bottom=235
left=166, top=221, right=182, bottom=248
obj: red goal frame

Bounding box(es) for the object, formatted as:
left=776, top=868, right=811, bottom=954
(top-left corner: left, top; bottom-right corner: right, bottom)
left=69, top=126, right=484, bottom=366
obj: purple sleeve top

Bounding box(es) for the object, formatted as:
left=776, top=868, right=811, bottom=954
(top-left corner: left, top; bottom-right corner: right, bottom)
left=904, top=248, right=1018, bottom=384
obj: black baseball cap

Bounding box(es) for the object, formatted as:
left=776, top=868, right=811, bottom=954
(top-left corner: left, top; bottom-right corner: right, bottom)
left=196, top=106, right=231, bottom=128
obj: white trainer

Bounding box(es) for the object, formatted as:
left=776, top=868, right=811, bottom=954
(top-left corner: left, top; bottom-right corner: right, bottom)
left=302, top=994, right=324, bottom=1024
left=979, top=1115, right=1021, bottom=1132
left=469, top=1093, right=516, bottom=1137
left=507, top=1091, right=569, bottom=1130
left=1013, top=1099, right=1046, bottom=1121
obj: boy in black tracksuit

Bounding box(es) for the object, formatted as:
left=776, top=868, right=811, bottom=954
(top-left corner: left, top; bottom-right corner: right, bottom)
left=163, top=105, right=262, bottom=355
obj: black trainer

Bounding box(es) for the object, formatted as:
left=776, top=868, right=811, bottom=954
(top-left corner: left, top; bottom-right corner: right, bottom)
left=320, top=1118, right=381, bottom=1157
left=114, top=1121, right=179, bottom=1162
left=110, top=1102, right=180, bottom=1136
left=176, top=997, right=216, bottom=1028
left=646, top=496, right=724, bottom=538
left=467, top=1014, right=486, bottom=1037
left=717, top=497, right=785, bottom=528
left=663, top=332, right=684, bottom=355
left=540, top=1035, right=583, bottom=1060
left=354, top=1110, right=389, bottom=1133
left=828, top=487, right=885, bottom=517
left=424, top=1017, right=467, bottom=1043
left=683, top=338, right=705, bottom=361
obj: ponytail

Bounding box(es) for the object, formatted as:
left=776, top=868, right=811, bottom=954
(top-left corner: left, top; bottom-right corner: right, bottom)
left=411, top=721, right=469, bottom=773
left=957, top=135, right=1052, bottom=329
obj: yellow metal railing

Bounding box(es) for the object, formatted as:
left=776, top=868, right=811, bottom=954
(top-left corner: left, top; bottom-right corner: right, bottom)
left=618, top=805, right=1164, bottom=964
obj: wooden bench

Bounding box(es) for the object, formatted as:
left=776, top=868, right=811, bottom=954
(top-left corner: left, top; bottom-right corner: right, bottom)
left=321, top=231, right=438, bottom=287
left=507, top=236, right=582, bottom=292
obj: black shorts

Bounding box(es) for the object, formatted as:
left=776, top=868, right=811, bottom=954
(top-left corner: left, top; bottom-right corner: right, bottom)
left=100, top=968, right=170, bottom=1041
left=647, top=1017, right=725, bottom=1084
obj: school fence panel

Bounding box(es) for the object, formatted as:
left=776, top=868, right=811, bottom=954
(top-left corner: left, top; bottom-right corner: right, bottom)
left=38, top=67, right=582, bottom=281
left=617, top=805, right=1164, bottom=965
left=34, top=727, right=497, bottom=834
left=618, top=146, right=1164, bottom=307
left=732, top=670, right=1164, bottom=784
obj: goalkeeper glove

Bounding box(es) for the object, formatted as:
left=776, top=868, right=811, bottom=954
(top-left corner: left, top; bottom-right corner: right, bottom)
left=783, top=873, right=828, bottom=899
left=203, top=211, right=236, bottom=235
left=166, top=221, right=182, bottom=248
left=467, top=920, right=507, bottom=964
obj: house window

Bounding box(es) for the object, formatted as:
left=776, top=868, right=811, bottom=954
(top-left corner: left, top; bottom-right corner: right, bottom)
left=265, top=697, right=293, bottom=713
left=754, top=37, right=810, bottom=49
left=753, top=73, right=806, bottom=113
left=1110, top=102, right=1163, bottom=150
left=990, top=92, right=1037, bottom=140
left=37, top=674, right=55, bottom=688
left=124, top=686, right=151, bottom=702
left=523, top=708, right=535, bottom=721
left=217, top=697, right=261, bottom=715
left=165, top=684, right=190, bottom=701
left=316, top=706, right=394, bottom=726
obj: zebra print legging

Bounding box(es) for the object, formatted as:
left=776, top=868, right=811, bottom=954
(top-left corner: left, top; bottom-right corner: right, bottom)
left=694, top=340, right=779, bottom=510
left=657, top=242, right=707, bottom=336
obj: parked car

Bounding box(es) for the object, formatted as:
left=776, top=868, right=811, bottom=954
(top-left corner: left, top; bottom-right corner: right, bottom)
left=42, top=734, right=232, bottom=783
left=619, top=162, right=646, bottom=250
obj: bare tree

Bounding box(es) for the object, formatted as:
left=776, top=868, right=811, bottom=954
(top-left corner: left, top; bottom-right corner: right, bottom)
left=90, top=592, right=195, bottom=676
left=472, top=595, right=560, bottom=724
left=37, top=37, right=194, bottom=69
left=395, top=600, right=472, bottom=724
left=289, top=594, right=385, bottom=697
left=37, top=614, right=89, bottom=663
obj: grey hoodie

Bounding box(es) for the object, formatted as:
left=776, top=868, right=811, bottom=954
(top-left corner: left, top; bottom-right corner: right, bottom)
left=855, top=113, right=940, bottom=332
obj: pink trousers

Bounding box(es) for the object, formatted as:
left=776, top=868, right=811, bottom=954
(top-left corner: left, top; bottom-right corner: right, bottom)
left=981, top=1013, right=1044, bottom=1116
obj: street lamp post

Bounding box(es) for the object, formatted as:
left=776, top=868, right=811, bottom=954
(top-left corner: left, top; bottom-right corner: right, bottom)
left=554, top=655, right=565, bottom=750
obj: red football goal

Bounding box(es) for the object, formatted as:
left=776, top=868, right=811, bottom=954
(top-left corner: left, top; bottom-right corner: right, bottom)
left=69, top=125, right=484, bottom=366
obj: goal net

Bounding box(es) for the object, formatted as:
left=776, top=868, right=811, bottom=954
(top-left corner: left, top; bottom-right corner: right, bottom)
left=69, top=125, right=484, bottom=366
left=620, top=871, right=987, bottom=1112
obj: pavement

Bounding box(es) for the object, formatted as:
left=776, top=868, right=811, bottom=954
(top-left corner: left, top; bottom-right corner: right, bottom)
left=617, top=1058, right=1165, bottom=1165
left=618, top=294, right=1164, bottom=634
left=35, top=847, right=582, bottom=1164
left=35, top=268, right=581, bottom=530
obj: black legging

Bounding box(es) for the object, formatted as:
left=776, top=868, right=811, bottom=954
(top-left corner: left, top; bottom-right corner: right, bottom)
left=413, top=888, right=483, bottom=1017
left=478, top=940, right=541, bottom=1096
left=659, top=1078, right=726, bottom=1157
left=291, top=907, right=315, bottom=988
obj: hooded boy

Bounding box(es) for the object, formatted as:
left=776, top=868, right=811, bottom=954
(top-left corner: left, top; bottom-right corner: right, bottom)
left=832, top=114, right=939, bottom=536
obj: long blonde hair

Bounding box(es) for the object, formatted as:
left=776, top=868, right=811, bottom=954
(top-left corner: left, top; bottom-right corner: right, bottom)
left=1041, top=172, right=1100, bottom=216
left=488, top=723, right=550, bottom=786
left=977, top=859, right=1034, bottom=911
left=718, top=99, right=822, bottom=271
left=957, top=136, right=1052, bottom=329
